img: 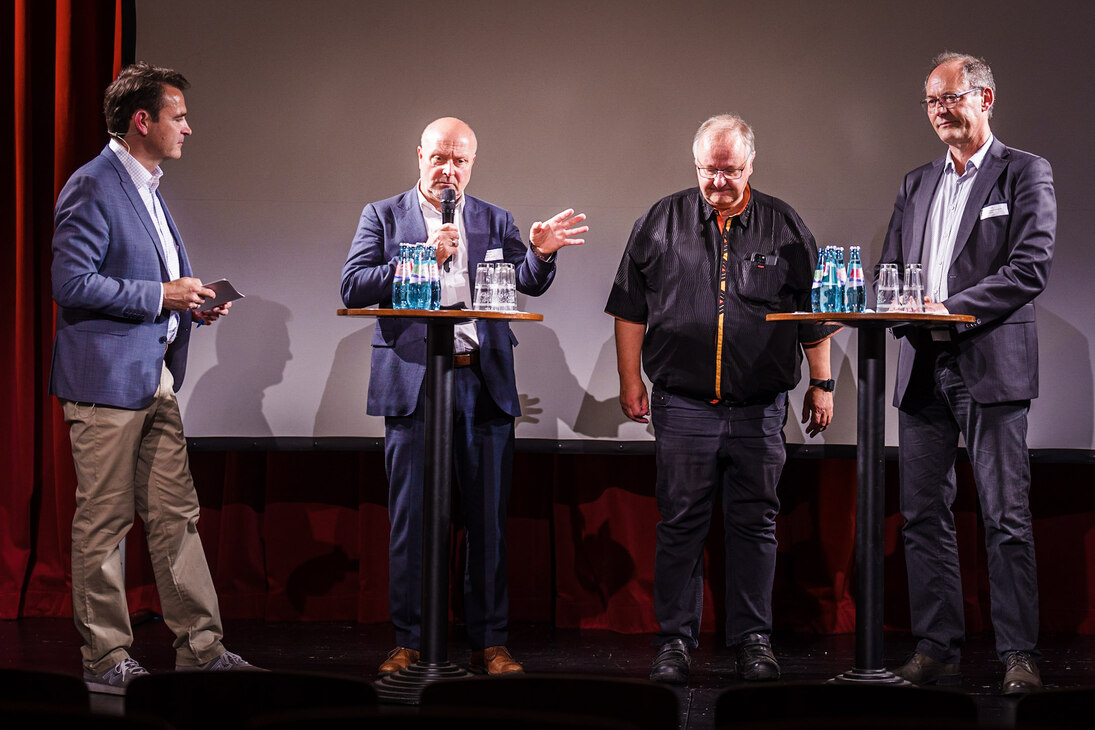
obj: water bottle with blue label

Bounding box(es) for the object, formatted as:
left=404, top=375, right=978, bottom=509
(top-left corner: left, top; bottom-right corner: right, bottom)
left=835, top=247, right=848, bottom=313
left=811, top=247, right=825, bottom=313
left=846, top=246, right=866, bottom=313
left=428, top=244, right=441, bottom=310
left=820, top=246, right=842, bottom=313
left=393, top=242, right=409, bottom=309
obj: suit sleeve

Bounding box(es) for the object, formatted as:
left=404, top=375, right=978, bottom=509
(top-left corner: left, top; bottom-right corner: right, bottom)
left=341, top=202, right=395, bottom=308
left=51, top=174, right=163, bottom=321
left=505, top=209, right=556, bottom=297
left=943, top=156, right=1056, bottom=325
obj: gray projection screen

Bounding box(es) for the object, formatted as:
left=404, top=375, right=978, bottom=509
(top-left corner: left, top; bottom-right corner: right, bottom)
left=134, top=0, right=1095, bottom=450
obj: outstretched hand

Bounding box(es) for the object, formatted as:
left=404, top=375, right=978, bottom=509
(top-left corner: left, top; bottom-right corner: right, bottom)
left=529, top=209, right=589, bottom=255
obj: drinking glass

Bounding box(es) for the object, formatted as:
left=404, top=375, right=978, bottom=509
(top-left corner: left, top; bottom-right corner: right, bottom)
left=876, top=263, right=899, bottom=312
left=497, top=263, right=517, bottom=311
left=474, top=263, right=494, bottom=310
left=901, top=264, right=924, bottom=313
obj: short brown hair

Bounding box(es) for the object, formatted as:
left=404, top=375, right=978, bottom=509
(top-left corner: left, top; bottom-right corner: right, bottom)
left=103, top=62, right=190, bottom=135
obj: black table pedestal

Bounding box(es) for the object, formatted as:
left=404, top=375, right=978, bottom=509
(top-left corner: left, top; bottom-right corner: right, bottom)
left=830, top=325, right=905, bottom=685
left=374, top=318, right=468, bottom=703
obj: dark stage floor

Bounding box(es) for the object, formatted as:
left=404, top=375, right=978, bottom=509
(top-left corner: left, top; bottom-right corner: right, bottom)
left=2, top=618, right=1093, bottom=729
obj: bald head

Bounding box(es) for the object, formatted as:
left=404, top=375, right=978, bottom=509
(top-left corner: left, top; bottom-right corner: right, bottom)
left=418, top=117, right=477, bottom=207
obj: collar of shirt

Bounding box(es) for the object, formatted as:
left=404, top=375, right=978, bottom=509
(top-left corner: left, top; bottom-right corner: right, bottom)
left=109, top=138, right=163, bottom=194
left=702, top=185, right=754, bottom=232
left=944, top=134, right=995, bottom=177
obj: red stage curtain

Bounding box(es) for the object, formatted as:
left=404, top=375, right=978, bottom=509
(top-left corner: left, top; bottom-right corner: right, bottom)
left=3, top=0, right=124, bottom=620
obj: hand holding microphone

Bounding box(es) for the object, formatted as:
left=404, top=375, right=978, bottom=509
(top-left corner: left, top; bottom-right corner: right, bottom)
left=441, top=188, right=456, bottom=271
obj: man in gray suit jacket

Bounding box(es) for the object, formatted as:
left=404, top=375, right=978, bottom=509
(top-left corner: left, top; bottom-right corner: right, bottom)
left=879, top=53, right=1055, bottom=694
left=50, top=63, right=258, bottom=695
left=341, top=117, right=587, bottom=676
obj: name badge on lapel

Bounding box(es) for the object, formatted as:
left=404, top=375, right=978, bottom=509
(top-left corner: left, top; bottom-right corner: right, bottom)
left=980, top=203, right=1009, bottom=220
left=485, top=247, right=504, bottom=262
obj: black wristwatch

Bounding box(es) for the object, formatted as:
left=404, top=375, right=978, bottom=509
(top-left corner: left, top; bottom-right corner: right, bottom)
left=809, top=378, right=836, bottom=392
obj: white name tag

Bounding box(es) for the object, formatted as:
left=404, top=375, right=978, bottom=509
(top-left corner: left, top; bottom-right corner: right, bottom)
left=980, top=203, right=1009, bottom=220
left=485, top=248, right=504, bottom=262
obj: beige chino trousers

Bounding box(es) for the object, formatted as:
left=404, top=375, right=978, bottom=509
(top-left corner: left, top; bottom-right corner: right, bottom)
left=63, top=362, right=225, bottom=673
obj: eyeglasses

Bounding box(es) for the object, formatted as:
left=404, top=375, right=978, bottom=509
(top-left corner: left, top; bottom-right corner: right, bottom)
left=920, top=87, right=982, bottom=112
left=696, top=165, right=747, bottom=181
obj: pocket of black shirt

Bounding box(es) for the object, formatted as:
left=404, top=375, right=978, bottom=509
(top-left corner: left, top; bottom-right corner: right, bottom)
left=737, top=255, right=787, bottom=303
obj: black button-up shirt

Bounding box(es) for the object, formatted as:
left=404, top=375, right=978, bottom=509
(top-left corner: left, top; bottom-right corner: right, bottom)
left=606, top=186, right=839, bottom=404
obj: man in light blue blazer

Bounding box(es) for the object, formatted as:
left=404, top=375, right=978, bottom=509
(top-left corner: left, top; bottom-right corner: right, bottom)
left=50, top=63, right=257, bottom=695
left=878, top=53, right=1055, bottom=694
left=341, top=117, right=587, bottom=676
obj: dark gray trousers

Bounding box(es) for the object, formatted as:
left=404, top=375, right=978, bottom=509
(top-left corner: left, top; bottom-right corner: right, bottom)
left=898, top=351, right=1039, bottom=663
left=650, top=388, right=787, bottom=648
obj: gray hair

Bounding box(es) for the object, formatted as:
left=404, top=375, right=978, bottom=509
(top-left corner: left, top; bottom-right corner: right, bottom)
left=692, top=114, right=755, bottom=159
left=928, top=52, right=996, bottom=117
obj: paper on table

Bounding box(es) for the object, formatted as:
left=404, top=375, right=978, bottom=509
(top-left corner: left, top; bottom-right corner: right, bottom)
left=200, top=279, right=245, bottom=310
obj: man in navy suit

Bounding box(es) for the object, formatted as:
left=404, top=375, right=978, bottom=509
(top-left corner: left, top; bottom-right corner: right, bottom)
left=341, top=117, right=587, bottom=676
left=50, top=63, right=258, bottom=695
left=879, top=53, right=1055, bottom=694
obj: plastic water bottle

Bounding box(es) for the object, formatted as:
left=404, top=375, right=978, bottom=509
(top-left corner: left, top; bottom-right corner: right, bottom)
left=835, top=247, right=848, bottom=313
left=428, top=245, right=441, bottom=310
left=392, top=242, right=409, bottom=309
left=408, top=243, right=427, bottom=309
left=810, top=247, right=825, bottom=313
left=846, top=246, right=866, bottom=313
left=820, top=247, right=841, bottom=313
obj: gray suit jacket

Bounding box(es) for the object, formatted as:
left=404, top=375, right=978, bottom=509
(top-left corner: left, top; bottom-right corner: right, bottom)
left=49, top=146, right=194, bottom=409
left=879, top=138, right=1056, bottom=407
left=340, top=187, right=555, bottom=418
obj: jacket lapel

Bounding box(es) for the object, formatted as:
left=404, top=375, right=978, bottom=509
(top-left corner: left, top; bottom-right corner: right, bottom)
left=949, top=139, right=1008, bottom=266
left=909, top=158, right=943, bottom=264
left=104, top=148, right=172, bottom=275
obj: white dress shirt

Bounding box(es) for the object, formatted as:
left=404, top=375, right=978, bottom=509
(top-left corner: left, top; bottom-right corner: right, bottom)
left=924, top=135, right=994, bottom=303
left=416, top=186, right=478, bottom=352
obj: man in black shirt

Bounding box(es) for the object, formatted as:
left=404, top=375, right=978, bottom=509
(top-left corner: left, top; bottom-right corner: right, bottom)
left=606, top=114, right=839, bottom=684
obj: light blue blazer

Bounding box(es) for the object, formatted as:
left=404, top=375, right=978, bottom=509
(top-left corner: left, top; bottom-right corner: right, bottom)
left=49, top=146, right=194, bottom=409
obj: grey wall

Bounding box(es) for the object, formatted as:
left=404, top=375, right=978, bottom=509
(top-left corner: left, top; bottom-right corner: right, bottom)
left=136, top=0, right=1095, bottom=448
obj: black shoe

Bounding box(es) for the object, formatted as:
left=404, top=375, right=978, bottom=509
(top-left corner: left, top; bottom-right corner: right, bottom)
left=734, top=633, right=780, bottom=681
left=892, top=652, right=961, bottom=686
left=1002, top=651, right=1042, bottom=695
left=650, top=638, right=690, bottom=685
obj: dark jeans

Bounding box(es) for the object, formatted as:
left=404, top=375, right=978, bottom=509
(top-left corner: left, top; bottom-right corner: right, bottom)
left=384, top=362, right=514, bottom=651
left=650, top=388, right=787, bottom=648
left=899, top=351, right=1039, bottom=663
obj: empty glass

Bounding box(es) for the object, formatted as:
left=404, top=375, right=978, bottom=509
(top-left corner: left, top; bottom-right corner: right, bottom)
left=496, top=263, right=516, bottom=311
left=901, top=264, right=924, bottom=312
left=473, top=263, right=494, bottom=310
left=876, top=264, right=899, bottom=312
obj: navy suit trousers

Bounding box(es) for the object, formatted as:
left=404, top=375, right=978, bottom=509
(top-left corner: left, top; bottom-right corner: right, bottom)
left=898, top=349, right=1039, bottom=663
left=384, top=361, right=514, bottom=651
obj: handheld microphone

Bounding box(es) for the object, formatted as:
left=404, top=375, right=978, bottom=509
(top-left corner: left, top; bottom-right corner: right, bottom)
left=441, top=188, right=456, bottom=271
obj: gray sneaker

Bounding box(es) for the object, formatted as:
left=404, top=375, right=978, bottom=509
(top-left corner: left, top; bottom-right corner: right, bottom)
left=177, top=650, right=266, bottom=672
left=83, top=657, right=150, bottom=695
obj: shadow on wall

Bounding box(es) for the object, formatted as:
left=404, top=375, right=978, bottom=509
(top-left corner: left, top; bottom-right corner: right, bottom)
left=313, top=321, right=377, bottom=436
left=513, top=321, right=652, bottom=438
left=185, top=296, right=293, bottom=437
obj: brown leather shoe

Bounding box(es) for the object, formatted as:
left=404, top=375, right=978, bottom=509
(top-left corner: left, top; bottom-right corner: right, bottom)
left=1002, top=651, right=1042, bottom=695
left=892, top=652, right=961, bottom=686
left=468, top=646, right=524, bottom=675
left=378, top=647, right=419, bottom=676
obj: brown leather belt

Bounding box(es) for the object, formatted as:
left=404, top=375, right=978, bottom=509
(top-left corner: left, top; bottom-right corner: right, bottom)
left=454, top=351, right=479, bottom=368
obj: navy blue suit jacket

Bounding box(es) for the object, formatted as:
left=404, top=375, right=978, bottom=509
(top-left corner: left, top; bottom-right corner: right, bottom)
left=879, top=138, right=1056, bottom=407
left=49, top=146, right=195, bottom=409
left=340, top=187, right=555, bottom=418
